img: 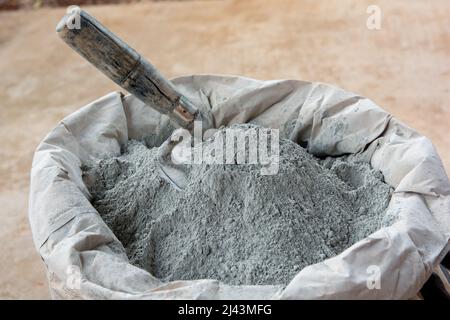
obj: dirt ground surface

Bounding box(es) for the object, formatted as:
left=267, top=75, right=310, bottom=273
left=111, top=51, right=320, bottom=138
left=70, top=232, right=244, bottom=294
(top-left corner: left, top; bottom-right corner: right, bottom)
left=0, top=0, right=449, bottom=299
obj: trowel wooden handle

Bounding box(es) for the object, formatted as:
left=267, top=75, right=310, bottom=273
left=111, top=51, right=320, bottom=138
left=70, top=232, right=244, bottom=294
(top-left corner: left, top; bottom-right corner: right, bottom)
left=56, top=6, right=197, bottom=129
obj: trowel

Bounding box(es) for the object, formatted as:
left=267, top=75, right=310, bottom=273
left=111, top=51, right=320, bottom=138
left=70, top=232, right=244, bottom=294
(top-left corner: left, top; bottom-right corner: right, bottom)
left=56, top=6, right=213, bottom=190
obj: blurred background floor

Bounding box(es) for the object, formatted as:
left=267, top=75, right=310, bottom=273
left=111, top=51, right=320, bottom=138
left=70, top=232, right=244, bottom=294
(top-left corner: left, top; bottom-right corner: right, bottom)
left=0, top=0, right=449, bottom=299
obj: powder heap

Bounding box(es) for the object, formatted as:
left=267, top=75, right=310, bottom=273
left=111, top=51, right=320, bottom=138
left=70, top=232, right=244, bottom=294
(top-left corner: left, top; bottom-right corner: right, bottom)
left=83, top=125, right=394, bottom=286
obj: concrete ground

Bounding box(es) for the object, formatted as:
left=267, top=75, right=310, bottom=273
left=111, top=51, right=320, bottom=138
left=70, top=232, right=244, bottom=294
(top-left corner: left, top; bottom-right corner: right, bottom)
left=0, top=0, right=449, bottom=299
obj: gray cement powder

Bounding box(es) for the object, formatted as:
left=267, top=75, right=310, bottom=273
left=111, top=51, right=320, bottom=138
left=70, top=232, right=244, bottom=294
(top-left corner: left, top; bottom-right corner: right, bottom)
left=83, top=125, right=394, bottom=286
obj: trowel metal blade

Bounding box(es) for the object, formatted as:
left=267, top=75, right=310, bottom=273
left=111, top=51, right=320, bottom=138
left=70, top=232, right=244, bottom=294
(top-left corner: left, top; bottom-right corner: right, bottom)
left=156, top=162, right=187, bottom=191
left=155, top=136, right=189, bottom=191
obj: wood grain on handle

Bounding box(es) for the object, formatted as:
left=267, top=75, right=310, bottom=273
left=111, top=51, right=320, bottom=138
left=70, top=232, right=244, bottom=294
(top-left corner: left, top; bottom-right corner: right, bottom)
left=56, top=7, right=198, bottom=129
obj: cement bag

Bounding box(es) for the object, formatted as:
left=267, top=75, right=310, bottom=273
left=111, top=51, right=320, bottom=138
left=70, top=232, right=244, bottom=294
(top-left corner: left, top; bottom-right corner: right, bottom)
left=29, top=75, right=450, bottom=299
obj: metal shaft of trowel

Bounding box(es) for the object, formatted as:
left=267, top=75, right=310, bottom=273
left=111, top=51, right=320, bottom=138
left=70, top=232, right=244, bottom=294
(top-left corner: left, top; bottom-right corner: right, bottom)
left=56, top=6, right=198, bottom=131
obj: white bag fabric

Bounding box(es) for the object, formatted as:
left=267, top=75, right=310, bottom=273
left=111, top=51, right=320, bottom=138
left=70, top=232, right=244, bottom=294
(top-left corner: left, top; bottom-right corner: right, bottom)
left=29, top=75, right=450, bottom=299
